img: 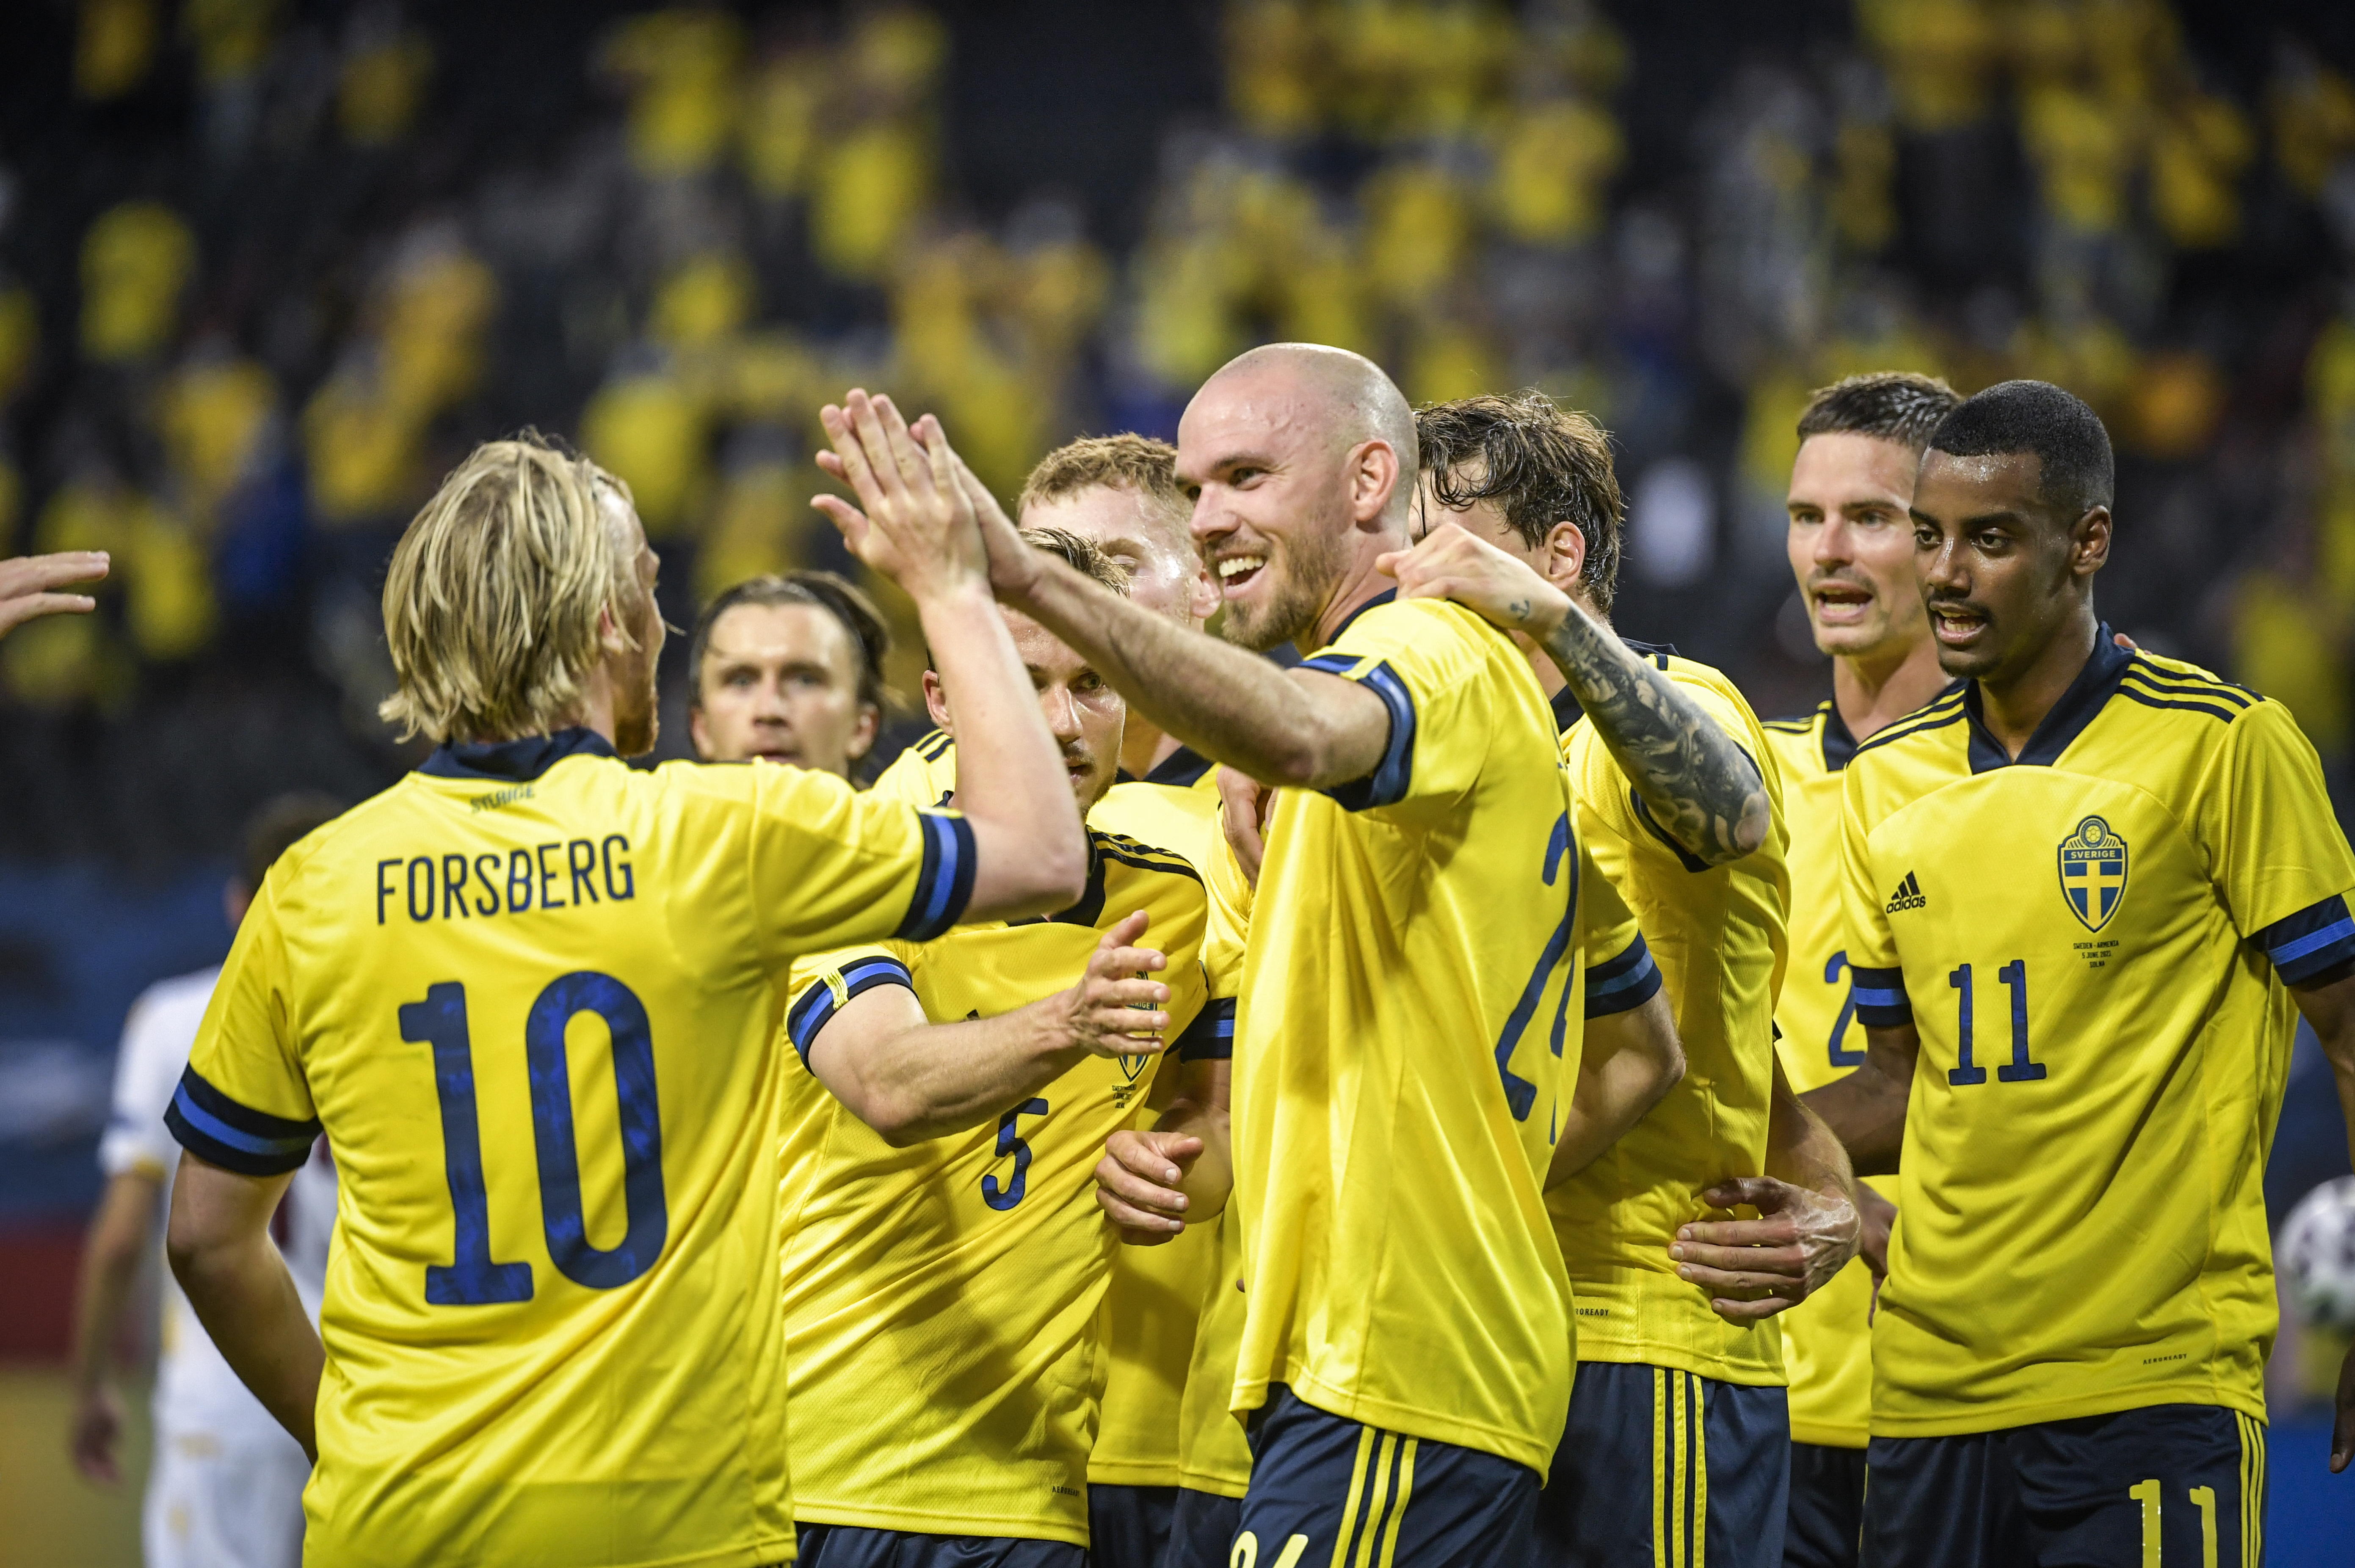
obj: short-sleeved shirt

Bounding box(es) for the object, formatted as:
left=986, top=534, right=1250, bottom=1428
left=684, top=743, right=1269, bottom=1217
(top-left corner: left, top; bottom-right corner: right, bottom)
left=778, top=824, right=1229, bottom=1546
left=1551, top=649, right=1792, bottom=1388
left=1840, top=634, right=2355, bottom=1436
left=166, top=728, right=973, bottom=1568
left=1225, top=591, right=1587, bottom=1477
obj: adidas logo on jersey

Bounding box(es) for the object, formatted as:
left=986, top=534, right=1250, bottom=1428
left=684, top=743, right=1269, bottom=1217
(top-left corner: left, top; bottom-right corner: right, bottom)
left=1885, top=871, right=1927, bottom=912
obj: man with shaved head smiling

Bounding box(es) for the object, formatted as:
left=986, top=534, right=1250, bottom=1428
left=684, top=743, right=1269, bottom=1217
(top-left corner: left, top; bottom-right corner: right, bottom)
left=828, top=350, right=1758, bottom=1564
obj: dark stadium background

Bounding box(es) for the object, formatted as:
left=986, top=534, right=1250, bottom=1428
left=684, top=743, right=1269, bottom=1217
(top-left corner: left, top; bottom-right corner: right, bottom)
left=3, top=0, right=2353, bottom=1557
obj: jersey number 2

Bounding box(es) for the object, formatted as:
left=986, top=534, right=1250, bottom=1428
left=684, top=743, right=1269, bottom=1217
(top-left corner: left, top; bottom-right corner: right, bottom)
left=1495, top=813, right=1579, bottom=1123
left=400, top=974, right=669, bottom=1304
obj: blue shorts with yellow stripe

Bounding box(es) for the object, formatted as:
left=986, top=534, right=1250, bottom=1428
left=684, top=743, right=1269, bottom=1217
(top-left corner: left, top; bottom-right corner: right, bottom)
left=1232, top=1385, right=1541, bottom=1566
left=1534, top=1361, right=1790, bottom=1567
left=1859, top=1405, right=2267, bottom=1568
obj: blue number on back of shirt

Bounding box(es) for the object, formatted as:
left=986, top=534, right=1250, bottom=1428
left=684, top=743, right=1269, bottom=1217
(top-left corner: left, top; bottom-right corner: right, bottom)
left=1825, top=952, right=1864, bottom=1068
left=403, top=971, right=668, bottom=1303
left=1495, top=813, right=1579, bottom=1122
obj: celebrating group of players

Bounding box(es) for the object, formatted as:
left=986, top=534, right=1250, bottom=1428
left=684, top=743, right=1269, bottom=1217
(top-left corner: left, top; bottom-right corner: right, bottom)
left=33, top=338, right=2355, bottom=1568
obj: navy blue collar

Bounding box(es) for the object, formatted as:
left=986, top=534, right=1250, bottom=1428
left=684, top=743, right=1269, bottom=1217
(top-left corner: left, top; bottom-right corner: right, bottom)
left=1326, top=588, right=1398, bottom=645
left=1820, top=703, right=1858, bottom=772
left=1121, top=744, right=1214, bottom=789
left=419, top=727, right=618, bottom=782
left=1962, top=623, right=2130, bottom=772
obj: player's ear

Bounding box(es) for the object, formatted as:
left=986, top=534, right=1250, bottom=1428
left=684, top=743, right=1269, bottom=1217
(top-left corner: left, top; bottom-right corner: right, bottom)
left=1350, top=439, right=1400, bottom=527
left=922, top=669, right=953, bottom=735
left=1544, top=519, right=1587, bottom=593
left=2072, top=505, right=2111, bottom=578
left=848, top=703, right=880, bottom=762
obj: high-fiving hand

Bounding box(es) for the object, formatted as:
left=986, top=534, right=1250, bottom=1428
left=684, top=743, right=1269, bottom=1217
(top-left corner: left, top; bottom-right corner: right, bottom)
left=811, top=391, right=988, bottom=600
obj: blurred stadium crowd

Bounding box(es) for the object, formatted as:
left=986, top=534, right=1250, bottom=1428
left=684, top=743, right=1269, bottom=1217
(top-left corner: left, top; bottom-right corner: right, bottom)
left=4, top=1, right=2355, bottom=867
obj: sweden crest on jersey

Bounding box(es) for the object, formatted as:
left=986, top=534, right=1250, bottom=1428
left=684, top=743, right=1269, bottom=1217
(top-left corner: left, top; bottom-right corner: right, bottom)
left=2059, top=816, right=2129, bottom=931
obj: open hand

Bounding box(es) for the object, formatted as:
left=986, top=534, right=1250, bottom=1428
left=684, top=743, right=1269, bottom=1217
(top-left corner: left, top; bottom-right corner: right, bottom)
left=915, top=419, right=1053, bottom=605
left=1095, top=1127, right=1206, bottom=1244
left=812, top=391, right=986, bottom=600
left=1056, top=910, right=1172, bottom=1057
left=1668, top=1174, right=1862, bottom=1324
left=1375, top=522, right=1569, bottom=639
left=0, top=551, right=109, bottom=639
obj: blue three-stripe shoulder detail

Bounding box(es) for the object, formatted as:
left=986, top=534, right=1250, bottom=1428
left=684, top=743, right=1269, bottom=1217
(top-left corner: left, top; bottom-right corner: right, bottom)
left=1850, top=964, right=1911, bottom=1026
left=1175, top=997, right=1237, bottom=1061
left=1584, top=934, right=1664, bottom=1017
left=786, top=956, right=917, bottom=1067
left=163, top=1065, right=321, bottom=1177
left=2256, top=895, right=2355, bottom=986
left=1299, top=654, right=1417, bottom=811
left=897, top=811, right=978, bottom=941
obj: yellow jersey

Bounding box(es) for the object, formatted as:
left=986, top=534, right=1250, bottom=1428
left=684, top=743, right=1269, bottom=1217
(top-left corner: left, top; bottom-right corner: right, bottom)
left=1227, top=591, right=1587, bottom=1477
left=778, top=826, right=1229, bottom=1546
left=869, top=732, right=1238, bottom=1494
left=1839, top=634, right=2355, bottom=1435
left=166, top=729, right=975, bottom=1568
left=1760, top=700, right=1915, bottom=1448
left=1551, top=648, right=1792, bottom=1388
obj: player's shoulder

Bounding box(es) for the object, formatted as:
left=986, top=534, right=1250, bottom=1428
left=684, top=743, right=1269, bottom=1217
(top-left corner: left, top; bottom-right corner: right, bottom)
left=1759, top=702, right=1828, bottom=765
left=1092, top=827, right=1205, bottom=889
left=1317, top=592, right=1513, bottom=672
left=1849, top=684, right=1972, bottom=769
left=2112, top=650, right=2266, bottom=730
left=870, top=733, right=956, bottom=807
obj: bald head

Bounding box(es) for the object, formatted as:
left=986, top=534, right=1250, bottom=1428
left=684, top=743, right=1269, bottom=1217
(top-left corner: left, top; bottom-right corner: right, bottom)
left=1201, top=344, right=1419, bottom=526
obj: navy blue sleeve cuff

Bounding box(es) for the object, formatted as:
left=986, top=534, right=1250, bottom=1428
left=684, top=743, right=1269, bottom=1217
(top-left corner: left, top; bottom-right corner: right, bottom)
left=1850, top=964, right=1911, bottom=1028
left=164, top=1065, right=320, bottom=1177
left=1628, top=788, right=1712, bottom=874
left=785, top=956, right=916, bottom=1067
left=2256, top=894, right=2355, bottom=986
left=1584, top=933, right=1664, bottom=1018
left=1175, top=997, right=1237, bottom=1062
left=897, top=811, right=978, bottom=941
left=1298, top=654, right=1416, bottom=811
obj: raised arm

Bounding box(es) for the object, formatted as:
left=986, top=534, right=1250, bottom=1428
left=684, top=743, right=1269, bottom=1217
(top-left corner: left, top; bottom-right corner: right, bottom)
left=2290, top=968, right=2355, bottom=1473
left=803, top=912, right=1173, bottom=1146
left=1548, top=988, right=1684, bottom=1184
left=813, top=391, right=1086, bottom=920
left=1378, top=523, right=1769, bottom=865
left=1671, top=1055, right=1864, bottom=1324
left=166, top=1153, right=320, bottom=1458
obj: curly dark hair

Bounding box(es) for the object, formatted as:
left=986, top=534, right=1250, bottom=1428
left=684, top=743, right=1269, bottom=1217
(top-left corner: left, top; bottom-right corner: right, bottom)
left=1416, top=389, right=1624, bottom=615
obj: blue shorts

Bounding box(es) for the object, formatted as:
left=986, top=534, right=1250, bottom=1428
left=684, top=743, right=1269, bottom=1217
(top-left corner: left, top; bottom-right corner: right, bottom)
left=1086, top=1483, right=1176, bottom=1568
left=1784, top=1442, right=1866, bottom=1568
left=1534, top=1361, right=1791, bottom=1567
left=1234, top=1384, right=1541, bottom=1566
left=1160, top=1488, right=1243, bottom=1568
left=793, top=1524, right=1083, bottom=1568
left=1860, top=1405, right=2267, bottom=1568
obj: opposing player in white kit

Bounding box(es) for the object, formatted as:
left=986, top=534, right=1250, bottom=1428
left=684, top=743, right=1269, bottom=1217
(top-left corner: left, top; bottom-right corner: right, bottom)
left=67, top=794, right=346, bottom=1568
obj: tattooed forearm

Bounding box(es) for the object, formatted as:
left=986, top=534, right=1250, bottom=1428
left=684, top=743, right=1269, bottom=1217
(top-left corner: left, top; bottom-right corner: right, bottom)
left=1541, top=603, right=1768, bottom=865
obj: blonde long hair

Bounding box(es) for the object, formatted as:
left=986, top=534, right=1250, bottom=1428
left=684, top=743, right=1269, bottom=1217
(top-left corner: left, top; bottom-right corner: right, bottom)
left=378, top=435, right=643, bottom=744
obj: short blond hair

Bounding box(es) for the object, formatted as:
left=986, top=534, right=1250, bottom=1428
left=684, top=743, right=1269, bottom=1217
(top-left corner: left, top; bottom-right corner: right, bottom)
left=378, top=435, right=643, bottom=744
left=1017, top=434, right=1191, bottom=540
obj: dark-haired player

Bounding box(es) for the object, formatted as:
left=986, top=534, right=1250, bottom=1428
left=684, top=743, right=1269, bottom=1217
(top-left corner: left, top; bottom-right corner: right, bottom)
left=1758, top=371, right=1960, bottom=1568
left=1399, top=389, right=1861, bottom=1568
left=1804, top=380, right=2355, bottom=1566
left=687, top=570, right=893, bottom=780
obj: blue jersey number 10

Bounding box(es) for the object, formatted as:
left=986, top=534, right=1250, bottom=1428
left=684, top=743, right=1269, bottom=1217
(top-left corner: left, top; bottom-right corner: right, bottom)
left=400, top=973, right=670, bottom=1305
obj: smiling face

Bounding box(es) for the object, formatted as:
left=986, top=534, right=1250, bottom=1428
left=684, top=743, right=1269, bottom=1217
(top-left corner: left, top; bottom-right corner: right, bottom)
left=925, top=607, right=1124, bottom=812
left=1176, top=366, right=1361, bottom=651
left=1021, top=484, right=1218, bottom=630
left=1910, top=448, right=2107, bottom=681
left=688, top=600, right=878, bottom=777
left=1786, top=431, right=1930, bottom=661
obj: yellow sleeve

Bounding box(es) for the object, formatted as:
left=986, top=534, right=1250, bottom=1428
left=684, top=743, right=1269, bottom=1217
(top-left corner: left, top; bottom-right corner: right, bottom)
left=1578, top=844, right=1663, bottom=1018
left=747, top=764, right=975, bottom=969
left=1839, top=764, right=1909, bottom=1028
left=1295, top=601, right=1496, bottom=820
left=782, top=943, right=916, bottom=1067
left=166, top=876, right=321, bottom=1176
left=2198, top=700, right=2355, bottom=982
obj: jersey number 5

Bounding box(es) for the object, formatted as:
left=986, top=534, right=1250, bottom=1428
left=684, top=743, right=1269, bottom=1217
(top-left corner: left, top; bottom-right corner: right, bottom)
left=400, top=974, right=669, bottom=1304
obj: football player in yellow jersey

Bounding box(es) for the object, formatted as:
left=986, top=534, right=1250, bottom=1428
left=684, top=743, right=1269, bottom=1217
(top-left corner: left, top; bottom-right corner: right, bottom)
left=685, top=570, right=893, bottom=781
left=777, top=524, right=1232, bottom=1568
left=1757, top=371, right=1959, bottom=1568
left=839, top=345, right=1703, bottom=1564
left=159, top=416, right=1092, bottom=1568
left=1802, top=381, right=2355, bottom=1567
left=1396, top=390, right=1863, bottom=1568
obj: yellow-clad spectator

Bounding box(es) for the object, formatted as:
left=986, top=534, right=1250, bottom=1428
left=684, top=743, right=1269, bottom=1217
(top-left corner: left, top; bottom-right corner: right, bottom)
left=1361, top=161, right=1474, bottom=309
left=380, top=241, right=498, bottom=418
left=339, top=24, right=434, bottom=146
left=303, top=357, right=424, bottom=526
left=80, top=201, right=194, bottom=363
left=182, top=0, right=278, bottom=87
left=812, top=121, right=934, bottom=282
left=581, top=363, right=708, bottom=537
left=653, top=251, right=756, bottom=355
left=696, top=446, right=827, bottom=606
left=742, top=47, right=828, bottom=199
left=1855, top=0, right=2000, bottom=132
left=36, top=473, right=215, bottom=662
left=2149, top=90, right=2253, bottom=249
left=162, top=351, right=277, bottom=526
left=76, top=0, right=157, bottom=101
left=1226, top=0, right=1323, bottom=139
left=2232, top=572, right=2349, bottom=759
left=599, top=6, right=745, bottom=177
left=2269, top=52, right=2355, bottom=198
left=1489, top=95, right=1625, bottom=245
left=2019, top=83, right=2137, bottom=234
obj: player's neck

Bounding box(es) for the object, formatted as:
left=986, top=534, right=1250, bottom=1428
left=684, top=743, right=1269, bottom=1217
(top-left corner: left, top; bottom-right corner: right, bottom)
left=1309, top=537, right=1408, bottom=650
left=1831, top=634, right=1948, bottom=744
left=559, top=671, right=621, bottom=751
left=1976, top=612, right=2099, bottom=760
left=1121, top=718, right=1181, bottom=779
